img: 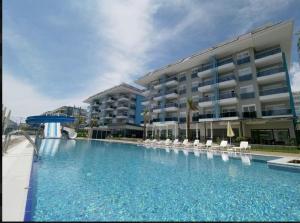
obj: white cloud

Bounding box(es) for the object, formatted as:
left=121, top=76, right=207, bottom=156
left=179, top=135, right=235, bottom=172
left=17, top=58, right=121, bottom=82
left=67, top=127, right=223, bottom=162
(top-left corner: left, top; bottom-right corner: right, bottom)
left=290, top=62, right=300, bottom=91
left=3, top=73, right=87, bottom=120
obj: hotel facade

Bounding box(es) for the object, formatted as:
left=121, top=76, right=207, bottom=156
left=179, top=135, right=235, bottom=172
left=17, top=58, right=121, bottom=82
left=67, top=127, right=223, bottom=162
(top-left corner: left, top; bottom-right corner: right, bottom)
left=84, top=83, right=144, bottom=139
left=135, top=21, right=296, bottom=145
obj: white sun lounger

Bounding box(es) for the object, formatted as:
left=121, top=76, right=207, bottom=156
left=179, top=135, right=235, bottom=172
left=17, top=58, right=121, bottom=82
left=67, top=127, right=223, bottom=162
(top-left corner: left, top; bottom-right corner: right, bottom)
left=165, top=139, right=172, bottom=146
left=230, top=141, right=251, bottom=152
left=201, top=140, right=212, bottom=150
left=212, top=140, right=228, bottom=150
left=182, top=139, right=192, bottom=147
left=172, top=139, right=181, bottom=146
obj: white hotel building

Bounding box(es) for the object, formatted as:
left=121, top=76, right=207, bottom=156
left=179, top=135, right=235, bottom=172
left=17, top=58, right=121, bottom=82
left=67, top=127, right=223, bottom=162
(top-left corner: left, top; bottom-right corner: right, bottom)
left=135, top=20, right=297, bottom=145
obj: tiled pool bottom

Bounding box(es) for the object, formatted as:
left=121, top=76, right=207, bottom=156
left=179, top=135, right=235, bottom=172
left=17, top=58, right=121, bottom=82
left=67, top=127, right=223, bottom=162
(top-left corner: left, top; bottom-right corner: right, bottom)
left=26, top=139, right=300, bottom=221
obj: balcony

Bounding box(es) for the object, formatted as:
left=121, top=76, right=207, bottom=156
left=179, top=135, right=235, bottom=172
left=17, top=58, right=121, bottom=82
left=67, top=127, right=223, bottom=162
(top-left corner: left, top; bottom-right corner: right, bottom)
left=198, top=75, right=236, bottom=92
left=152, top=118, right=160, bottom=123
left=118, top=96, right=130, bottom=102
left=219, top=92, right=238, bottom=105
left=220, top=111, right=239, bottom=120
left=198, top=113, right=214, bottom=122
left=218, top=75, right=237, bottom=88
left=153, top=106, right=162, bottom=113
left=116, top=114, right=128, bottom=119
left=117, top=105, right=129, bottom=110
left=236, top=57, right=250, bottom=65
left=259, top=86, right=289, bottom=102
left=153, top=90, right=178, bottom=101
left=165, top=103, right=178, bottom=112
left=256, top=67, right=285, bottom=84
left=198, top=95, right=214, bottom=107
left=239, top=74, right=252, bottom=82
left=254, top=47, right=282, bottom=66
left=153, top=77, right=178, bottom=89
left=104, top=106, right=114, bottom=111
left=197, top=58, right=235, bottom=78
left=165, top=117, right=178, bottom=122
left=179, top=76, right=187, bottom=82
left=240, top=92, right=255, bottom=99
left=104, top=115, right=113, bottom=119
left=142, top=89, right=150, bottom=96
left=141, top=100, right=150, bottom=106
left=106, top=98, right=115, bottom=103
left=262, top=108, right=292, bottom=117
left=243, top=111, right=257, bottom=119
left=198, top=79, right=214, bottom=92
left=217, top=58, right=235, bottom=73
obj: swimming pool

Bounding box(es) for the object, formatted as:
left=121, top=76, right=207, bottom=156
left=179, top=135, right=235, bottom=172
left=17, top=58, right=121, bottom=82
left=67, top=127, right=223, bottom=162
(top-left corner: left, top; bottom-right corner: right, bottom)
left=26, top=139, right=300, bottom=221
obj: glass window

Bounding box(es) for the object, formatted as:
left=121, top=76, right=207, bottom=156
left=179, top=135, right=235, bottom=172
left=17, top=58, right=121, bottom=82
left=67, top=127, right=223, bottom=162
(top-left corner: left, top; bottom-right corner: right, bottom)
left=242, top=105, right=256, bottom=112
left=238, top=67, right=252, bottom=76
left=240, top=85, right=254, bottom=93
left=237, top=50, right=250, bottom=60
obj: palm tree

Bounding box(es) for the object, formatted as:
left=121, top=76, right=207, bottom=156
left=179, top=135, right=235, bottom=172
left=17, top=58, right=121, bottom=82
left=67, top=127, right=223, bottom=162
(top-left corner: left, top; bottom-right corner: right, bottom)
left=142, top=109, right=150, bottom=140
left=186, top=98, right=199, bottom=140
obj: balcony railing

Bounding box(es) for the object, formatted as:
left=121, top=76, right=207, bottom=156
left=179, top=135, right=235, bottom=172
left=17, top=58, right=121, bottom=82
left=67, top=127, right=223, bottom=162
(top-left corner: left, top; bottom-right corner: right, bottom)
left=152, top=118, right=160, bottom=122
left=199, top=95, right=214, bottom=103
left=240, top=92, right=255, bottom=99
left=243, top=111, right=257, bottom=118
left=199, top=75, right=235, bottom=87
left=220, top=111, right=238, bottom=118
left=165, top=103, right=178, bottom=108
left=262, top=108, right=291, bottom=116
left=237, top=57, right=250, bottom=65
left=198, top=114, right=214, bottom=119
left=259, top=86, right=288, bottom=96
left=191, top=72, right=198, bottom=79
left=154, top=89, right=177, bottom=97
left=239, top=74, right=252, bottom=81
left=218, top=75, right=236, bottom=83
left=257, top=67, right=285, bottom=78
left=219, top=91, right=237, bottom=100
left=217, top=57, right=234, bottom=66
left=165, top=117, right=178, bottom=121
left=199, top=79, right=214, bottom=87
left=255, top=47, right=281, bottom=59
left=159, top=76, right=178, bottom=84
left=179, top=103, right=186, bottom=108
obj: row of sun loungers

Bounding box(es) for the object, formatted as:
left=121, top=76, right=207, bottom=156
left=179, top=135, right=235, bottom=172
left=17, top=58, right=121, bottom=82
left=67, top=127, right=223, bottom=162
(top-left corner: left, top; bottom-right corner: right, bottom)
left=143, top=139, right=251, bottom=152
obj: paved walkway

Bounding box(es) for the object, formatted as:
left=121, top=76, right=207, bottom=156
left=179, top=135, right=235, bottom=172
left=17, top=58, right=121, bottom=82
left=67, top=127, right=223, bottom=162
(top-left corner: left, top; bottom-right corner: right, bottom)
left=2, top=138, right=34, bottom=221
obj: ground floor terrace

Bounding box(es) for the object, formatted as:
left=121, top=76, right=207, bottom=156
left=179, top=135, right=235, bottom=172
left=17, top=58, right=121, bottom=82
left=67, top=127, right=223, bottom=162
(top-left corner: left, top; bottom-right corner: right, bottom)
left=88, top=123, right=143, bottom=139
left=143, top=117, right=297, bottom=145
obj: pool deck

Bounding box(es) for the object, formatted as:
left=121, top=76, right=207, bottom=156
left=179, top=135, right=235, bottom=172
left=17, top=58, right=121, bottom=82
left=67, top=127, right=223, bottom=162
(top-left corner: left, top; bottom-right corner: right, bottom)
left=79, top=138, right=300, bottom=158
left=2, top=137, right=34, bottom=221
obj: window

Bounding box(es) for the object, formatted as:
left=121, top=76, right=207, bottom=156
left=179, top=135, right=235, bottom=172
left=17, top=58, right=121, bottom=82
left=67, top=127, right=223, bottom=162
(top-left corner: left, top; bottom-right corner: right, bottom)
left=240, top=85, right=254, bottom=94
left=242, top=104, right=256, bottom=112
left=237, top=50, right=250, bottom=65
left=238, top=67, right=252, bottom=76
left=237, top=51, right=250, bottom=60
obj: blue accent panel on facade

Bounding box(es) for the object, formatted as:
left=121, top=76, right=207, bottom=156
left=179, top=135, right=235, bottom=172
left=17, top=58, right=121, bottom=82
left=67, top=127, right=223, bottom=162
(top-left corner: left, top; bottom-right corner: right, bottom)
left=135, top=95, right=144, bottom=125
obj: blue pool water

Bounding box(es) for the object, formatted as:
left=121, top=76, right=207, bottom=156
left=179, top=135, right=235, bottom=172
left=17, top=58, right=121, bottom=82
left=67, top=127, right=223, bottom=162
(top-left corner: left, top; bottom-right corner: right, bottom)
left=28, top=139, right=300, bottom=221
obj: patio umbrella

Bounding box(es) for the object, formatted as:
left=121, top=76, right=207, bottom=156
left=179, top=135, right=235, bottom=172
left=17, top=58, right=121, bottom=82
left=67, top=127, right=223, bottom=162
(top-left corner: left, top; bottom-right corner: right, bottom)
left=227, top=121, right=235, bottom=145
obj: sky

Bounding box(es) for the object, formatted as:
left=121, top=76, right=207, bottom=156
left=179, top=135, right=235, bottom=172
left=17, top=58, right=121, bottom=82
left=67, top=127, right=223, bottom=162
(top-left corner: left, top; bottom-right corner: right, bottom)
left=3, top=0, right=300, bottom=122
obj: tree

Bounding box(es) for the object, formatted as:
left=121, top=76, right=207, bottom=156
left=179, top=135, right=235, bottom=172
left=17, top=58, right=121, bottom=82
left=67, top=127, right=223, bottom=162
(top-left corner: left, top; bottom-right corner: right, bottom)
left=90, top=118, right=98, bottom=128
left=142, top=109, right=150, bottom=140
left=186, top=98, right=199, bottom=140
left=74, top=115, right=85, bottom=131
